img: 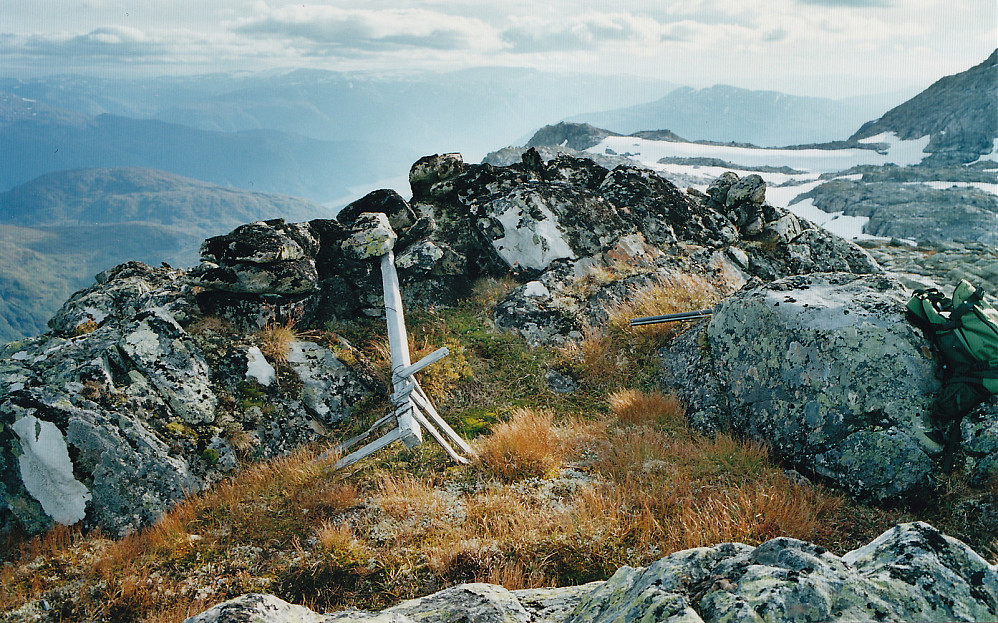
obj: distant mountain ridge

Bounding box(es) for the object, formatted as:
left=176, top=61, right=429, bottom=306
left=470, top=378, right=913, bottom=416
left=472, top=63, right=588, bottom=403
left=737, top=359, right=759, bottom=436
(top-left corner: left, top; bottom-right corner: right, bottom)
left=0, top=167, right=331, bottom=230
left=0, top=167, right=333, bottom=342
left=565, top=84, right=892, bottom=147
left=0, top=68, right=675, bottom=165
left=851, top=49, right=998, bottom=164
left=0, top=92, right=410, bottom=202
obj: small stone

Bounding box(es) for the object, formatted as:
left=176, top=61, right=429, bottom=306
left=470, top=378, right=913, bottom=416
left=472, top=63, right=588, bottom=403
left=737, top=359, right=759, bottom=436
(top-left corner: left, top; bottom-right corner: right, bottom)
left=545, top=369, right=579, bottom=394
left=342, top=212, right=397, bottom=260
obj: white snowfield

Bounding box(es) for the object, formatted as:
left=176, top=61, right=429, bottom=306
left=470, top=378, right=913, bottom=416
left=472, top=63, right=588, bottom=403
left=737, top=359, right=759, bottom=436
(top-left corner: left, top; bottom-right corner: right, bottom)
left=592, top=132, right=930, bottom=175
left=585, top=131, right=950, bottom=240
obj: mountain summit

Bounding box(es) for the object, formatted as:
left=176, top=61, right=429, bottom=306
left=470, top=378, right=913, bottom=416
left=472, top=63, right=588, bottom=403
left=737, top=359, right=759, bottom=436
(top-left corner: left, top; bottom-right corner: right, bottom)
left=850, top=49, right=998, bottom=164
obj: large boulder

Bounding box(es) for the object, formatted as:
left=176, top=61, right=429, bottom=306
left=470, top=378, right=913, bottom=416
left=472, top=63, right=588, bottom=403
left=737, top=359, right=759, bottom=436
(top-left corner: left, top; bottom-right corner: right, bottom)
left=0, top=262, right=377, bottom=538
left=185, top=523, right=998, bottom=623
left=662, top=272, right=946, bottom=502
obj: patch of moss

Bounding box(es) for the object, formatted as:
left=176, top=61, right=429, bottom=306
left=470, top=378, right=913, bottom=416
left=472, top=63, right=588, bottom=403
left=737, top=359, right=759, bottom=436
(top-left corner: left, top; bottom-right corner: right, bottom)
left=164, top=421, right=196, bottom=439
left=201, top=448, right=220, bottom=466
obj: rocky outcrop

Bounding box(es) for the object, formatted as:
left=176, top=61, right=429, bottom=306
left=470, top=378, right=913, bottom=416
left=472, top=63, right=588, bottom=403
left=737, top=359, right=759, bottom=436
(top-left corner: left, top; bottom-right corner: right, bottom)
left=858, top=238, right=998, bottom=296
left=793, top=178, right=998, bottom=245
left=661, top=272, right=962, bottom=502
left=0, top=261, right=377, bottom=537
left=186, top=522, right=998, bottom=623
left=961, top=398, right=998, bottom=486
left=851, top=49, right=997, bottom=164
left=0, top=151, right=888, bottom=536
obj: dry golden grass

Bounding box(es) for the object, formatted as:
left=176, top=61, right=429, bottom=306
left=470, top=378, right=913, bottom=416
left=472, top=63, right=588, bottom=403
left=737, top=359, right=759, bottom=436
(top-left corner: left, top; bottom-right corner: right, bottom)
left=0, top=389, right=904, bottom=621
left=609, top=389, right=686, bottom=429
left=474, top=408, right=566, bottom=480
left=257, top=322, right=299, bottom=365
left=187, top=315, right=234, bottom=336
left=470, top=275, right=517, bottom=309
left=557, top=272, right=721, bottom=393
left=607, top=272, right=720, bottom=342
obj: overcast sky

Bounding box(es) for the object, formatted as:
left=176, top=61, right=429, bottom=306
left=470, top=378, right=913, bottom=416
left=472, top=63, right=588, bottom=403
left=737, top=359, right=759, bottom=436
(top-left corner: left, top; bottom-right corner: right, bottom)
left=1, top=0, right=995, bottom=97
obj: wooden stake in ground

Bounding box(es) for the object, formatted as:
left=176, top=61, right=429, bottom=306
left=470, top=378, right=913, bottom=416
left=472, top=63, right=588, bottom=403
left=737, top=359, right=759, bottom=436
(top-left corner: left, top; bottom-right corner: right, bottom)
left=332, top=213, right=473, bottom=469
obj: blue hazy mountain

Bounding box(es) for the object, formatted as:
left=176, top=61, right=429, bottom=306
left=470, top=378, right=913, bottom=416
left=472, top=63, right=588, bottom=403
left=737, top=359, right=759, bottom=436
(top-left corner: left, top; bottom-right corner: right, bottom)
left=0, top=91, right=409, bottom=203
left=0, top=167, right=333, bottom=342
left=565, top=84, right=908, bottom=147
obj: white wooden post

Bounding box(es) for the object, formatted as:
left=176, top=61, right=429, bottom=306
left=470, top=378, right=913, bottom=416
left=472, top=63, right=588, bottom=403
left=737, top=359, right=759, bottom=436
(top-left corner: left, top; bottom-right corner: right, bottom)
left=381, top=250, right=422, bottom=449
left=331, top=239, right=473, bottom=470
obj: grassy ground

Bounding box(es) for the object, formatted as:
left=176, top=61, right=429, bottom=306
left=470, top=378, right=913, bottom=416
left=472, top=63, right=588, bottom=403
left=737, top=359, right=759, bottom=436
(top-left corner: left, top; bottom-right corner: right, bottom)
left=1, top=276, right=993, bottom=622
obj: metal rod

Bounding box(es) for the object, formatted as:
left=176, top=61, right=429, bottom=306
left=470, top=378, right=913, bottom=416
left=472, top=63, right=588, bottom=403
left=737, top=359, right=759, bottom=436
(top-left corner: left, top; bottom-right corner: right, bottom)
left=629, top=308, right=714, bottom=327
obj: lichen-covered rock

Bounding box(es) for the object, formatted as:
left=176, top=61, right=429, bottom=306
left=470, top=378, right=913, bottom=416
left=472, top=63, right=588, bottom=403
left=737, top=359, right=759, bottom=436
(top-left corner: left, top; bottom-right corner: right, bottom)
left=960, top=398, right=998, bottom=486
left=185, top=523, right=998, bottom=623
left=201, top=220, right=315, bottom=265
left=47, top=261, right=194, bottom=336
left=191, top=258, right=320, bottom=295
left=841, top=522, right=998, bottom=622
left=120, top=308, right=217, bottom=425
left=478, top=183, right=626, bottom=273
left=600, top=166, right=737, bottom=248
left=286, top=340, right=372, bottom=425
left=0, top=262, right=376, bottom=538
left=342, top=212, right=398, bottom=260
left=666, top=272, right=944, bottom=501
left=410, top=153, right=466, bottom=201
left=337, top=189, right=417, bottom=231
left=385, top=583, right=530, bottom=623
left=184, top=593, right=344, bottom=623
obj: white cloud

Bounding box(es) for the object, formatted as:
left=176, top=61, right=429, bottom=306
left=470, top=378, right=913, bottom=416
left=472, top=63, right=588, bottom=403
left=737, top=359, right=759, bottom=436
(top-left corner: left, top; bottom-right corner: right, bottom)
left=0, top=0, right=993, bottom=96
left=501, top=13, right=660, bottom=53
left=232, top=5, right=501, bottom=55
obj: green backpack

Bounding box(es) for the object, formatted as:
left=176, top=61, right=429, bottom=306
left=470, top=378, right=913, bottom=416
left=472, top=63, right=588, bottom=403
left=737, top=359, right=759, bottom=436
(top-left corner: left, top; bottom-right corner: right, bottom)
left=906, top=280, right=998, bottom=423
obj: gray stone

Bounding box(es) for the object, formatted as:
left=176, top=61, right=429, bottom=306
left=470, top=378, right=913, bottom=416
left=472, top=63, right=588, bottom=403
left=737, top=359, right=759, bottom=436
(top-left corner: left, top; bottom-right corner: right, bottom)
left=410, top=153, right=465, bottom=200
left=960, top=399, right=998, bottom=486
left=286, top=340, right=372, bottom=425
left=120, top=308, right=217, bottom=425
left=342, top=212, right=397, bottom=260
left=337, top=189, right=417, bottom=231
left=386, top=583, right=530, bottom=623
left=545, top=369, right=579, bottom=394
left=201, top=221, right=311, bottom=265
left=725, top=174, right=767, bottom=207
left=841, top=522, right=998, bottom=622
left=670, top=273, right=943, bottom=501
left=191, top=258, right=320, bottom=295
left=760, top=212, right=804, bottom=245
left=1, top=258, right=374, bottom=538
left=184, top=593, right=344, bottom=623
left=480, top=184, right=624, bottom=273
left=513, top=583, right=603, bottom=623
left=396, top=241, right=466, bottom=277
left=48, top=261, right=193, bottom=336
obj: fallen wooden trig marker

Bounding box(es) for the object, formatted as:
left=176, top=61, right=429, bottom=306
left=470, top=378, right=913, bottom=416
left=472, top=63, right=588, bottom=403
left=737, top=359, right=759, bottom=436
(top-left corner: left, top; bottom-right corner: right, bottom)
left=328, top=213, right=474, bottom=469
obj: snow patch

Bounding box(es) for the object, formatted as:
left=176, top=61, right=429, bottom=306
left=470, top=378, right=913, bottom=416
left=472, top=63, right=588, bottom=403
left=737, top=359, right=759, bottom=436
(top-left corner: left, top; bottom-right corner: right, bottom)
left=973, top=138, right=998, bottom=163
left=857, top=132, right=931, bottom=166
left=245, top=346, right=276, bottom=386
left=590, top=136, right=925, bottom=175
left=12, top=414, right=91, bottom=525
left=491, top=195, right=575, bottom=271
left=786, top=198, right=878, bottom=241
